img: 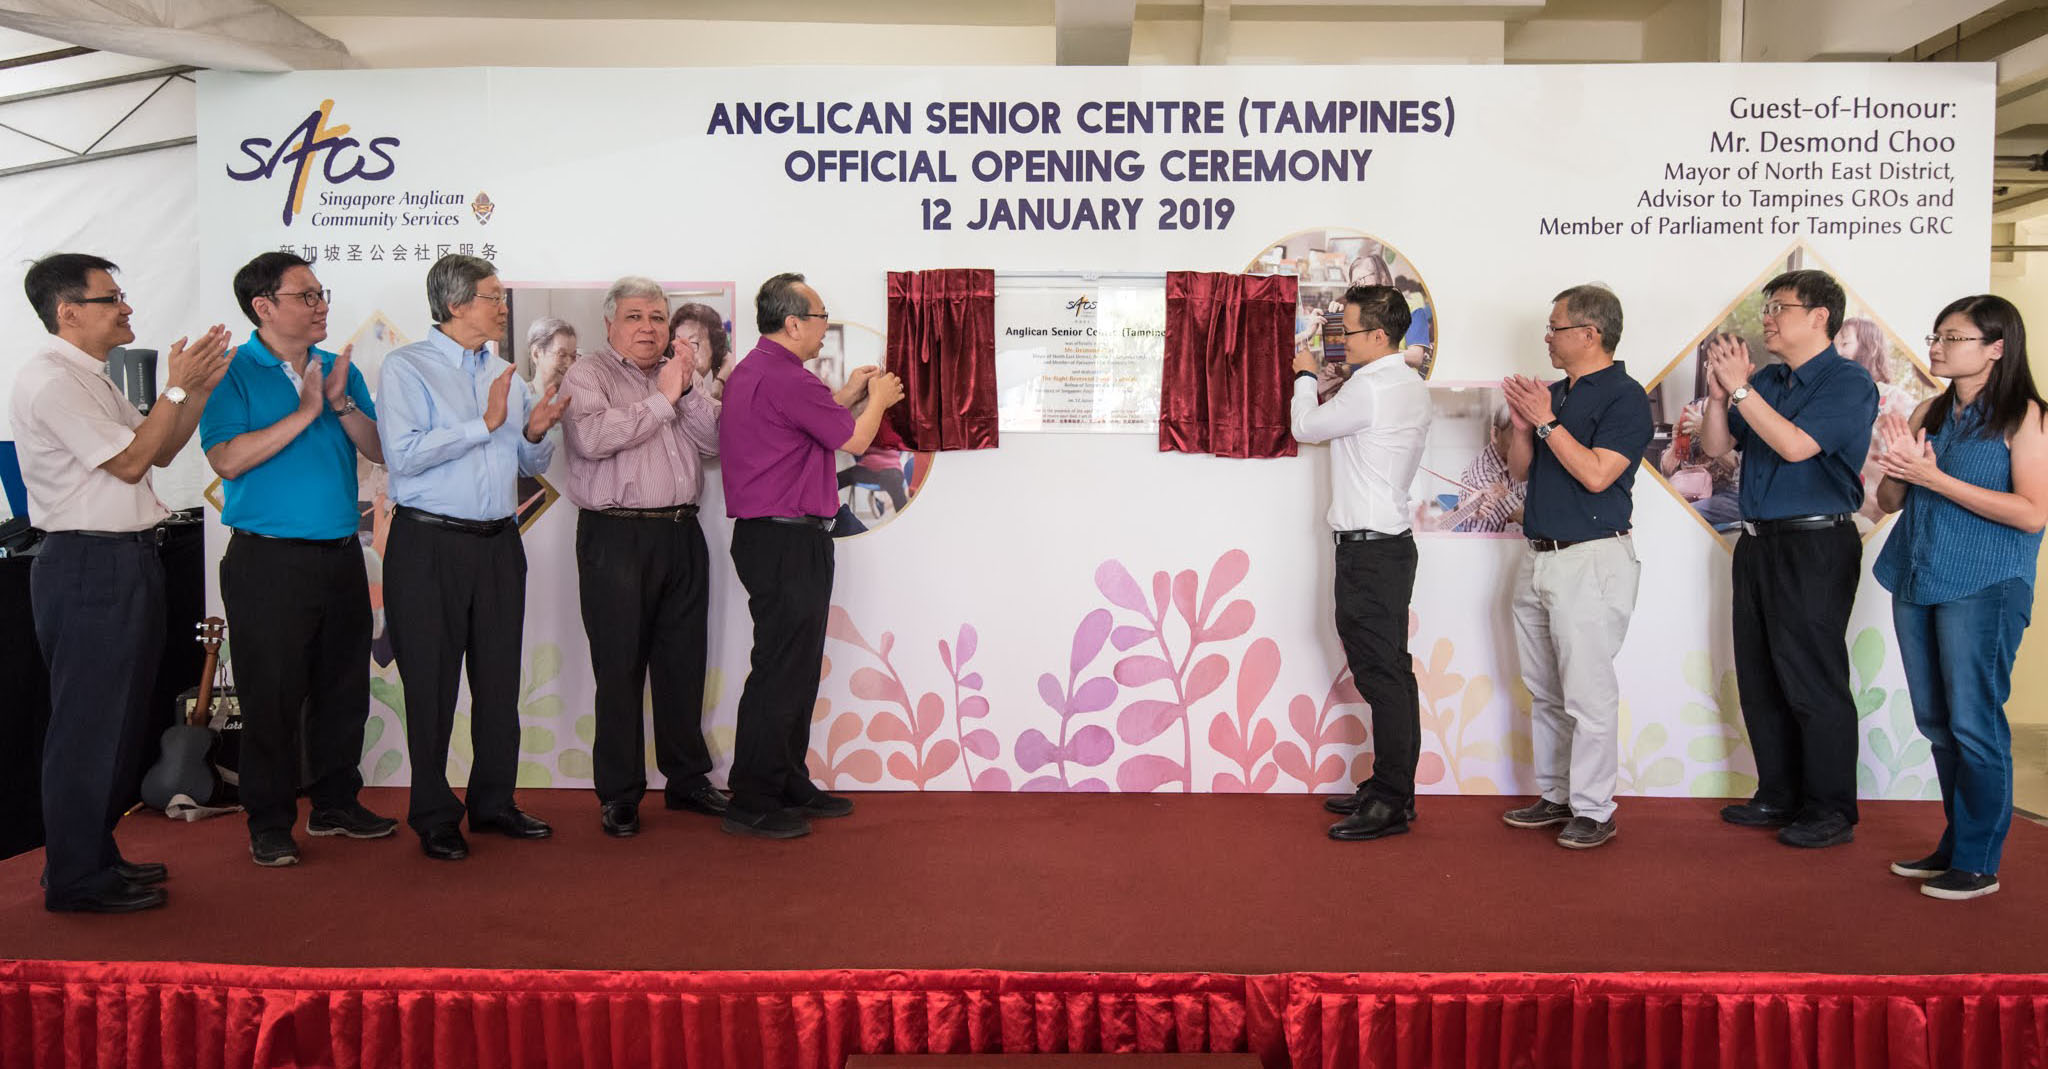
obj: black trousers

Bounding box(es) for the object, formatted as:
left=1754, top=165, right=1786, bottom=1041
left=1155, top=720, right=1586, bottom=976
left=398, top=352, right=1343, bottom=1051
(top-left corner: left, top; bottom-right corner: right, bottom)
left=728, top=519, right=833, bottom=815
left=1732, top=524, right=1862, bottom=823
left=219, top=532, right=371, bottom=836
left=384, top=512, right=525, bottom=833
left=576, top=509, right=713, bottom=806
left=31, top=532, right=163, bottom=902
left=1334, top=535, right=1422, bottom=805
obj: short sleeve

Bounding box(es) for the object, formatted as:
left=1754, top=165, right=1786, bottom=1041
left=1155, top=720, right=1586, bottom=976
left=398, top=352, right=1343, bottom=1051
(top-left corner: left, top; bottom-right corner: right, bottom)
left=199, top=366, right=251, bottom=451
left=30, top=370, right=138, bottom=470
left=771, top=369, right=858, bottom=450
left=1590, top=381, right=1653, bottom=463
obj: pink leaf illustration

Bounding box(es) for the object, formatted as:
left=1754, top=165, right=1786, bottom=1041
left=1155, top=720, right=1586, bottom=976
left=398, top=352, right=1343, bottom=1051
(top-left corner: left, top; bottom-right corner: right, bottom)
left=851, top=667, right=905, bottom=705
left=1332, top=715, right=1368, bottom=746
left=1110, top=626, right=1155, bottom=651
left=879, top=631, right=895, bottom=660
left=1417, top=750, right=1447, bottom=786
left=1069, top=676, right=1118, bottom=715
left=1068, top=725, right=1115, bottom=767
left=923, top=739, right=960, bottom=780
left=1250, top=764, right=1279, bottom=793
left=1016, top=729, right=1059, bottom=772
left=957, top=624, right=978, bottom=665
left=867, top=711, right=913, bottom=745
left=1314, top=754, right=1346, bottom=788
left=960, top=672, right=983, bottom=689
left=1249, top=719, right=1277, bottom=760
left=828, top=712, right=864, bottom=755
left=1114, top=655, right=1174, bottom=687
left=1213, top=772, right=1247, bottom=793
left=1207, top=713, right=1246, bottom=762
left=938, top=639, right=953, bottom=673
left=1117, top=753, right=1185, bottom=792
left=1201, top=600, right=1256, bottom=644
left=1199, top=549, right=1251, bottom=623
left=1094, top=560, right=1151, bottom=615
left=1274, top=741, right=1310, bottom=783
left=1185, top=654, right=1230, bottom=704
left=1037, top=673, right=1067, bottom=715
left=1020, top=775, right=1067, bottom=792
left=1151, top=571, right=1171, bottom=619
left=1287, top=695, right=1319, bottom=741
left=1172, top=569, right=1199, bottom=627
left=1116, top=700, right=1183, bottom=745
left=913, top=692, right=945, bottom=739
left=1236, top=638, right=1282, bottom=714
left=826, top=604, right=867, bottom=649
left=972, top=768, right=1013, bottom=791
left=886, top=752, right=920, bottom=783
left=1070, top=777, right=1111, bottom=792
left=840, top=750, right=884, bottom=784
left=1332, top=673, right=1364, bottom=706
left=958, top=695, right=991, bottom=720
left=1071, top=608, right=1112, bottom=676
left=963, top=728, right=1001, bottom=760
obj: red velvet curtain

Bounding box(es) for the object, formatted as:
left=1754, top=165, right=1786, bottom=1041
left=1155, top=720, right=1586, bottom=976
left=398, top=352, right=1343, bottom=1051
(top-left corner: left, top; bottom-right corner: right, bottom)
left=886, top=269, right=998, bottom=452
left=5, top=961, right=2046, bottom=1069
left=1159, top=273, right=1299, bottom=460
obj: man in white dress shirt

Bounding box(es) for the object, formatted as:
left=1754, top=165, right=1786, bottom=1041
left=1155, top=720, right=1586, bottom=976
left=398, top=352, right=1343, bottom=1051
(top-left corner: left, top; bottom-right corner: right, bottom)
left=1290, top=284, right=1433, bottom=841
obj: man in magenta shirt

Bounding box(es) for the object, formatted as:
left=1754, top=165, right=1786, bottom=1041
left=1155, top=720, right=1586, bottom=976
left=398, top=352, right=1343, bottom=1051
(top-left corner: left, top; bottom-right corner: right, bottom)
left=719, top=273, right=902, bottom=838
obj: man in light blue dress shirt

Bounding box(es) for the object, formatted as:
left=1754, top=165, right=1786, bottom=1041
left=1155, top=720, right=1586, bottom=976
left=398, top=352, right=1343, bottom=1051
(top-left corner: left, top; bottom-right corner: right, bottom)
left=375, top=255, right=569, bottom=861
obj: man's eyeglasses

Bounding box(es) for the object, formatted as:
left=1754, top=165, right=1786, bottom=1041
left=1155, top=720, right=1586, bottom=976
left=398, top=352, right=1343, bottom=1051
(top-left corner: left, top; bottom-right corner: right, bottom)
left=1544, top=323, right=1596, bottom=337
left=1341, top=323, right=1382, bottom=337
left=1926, top=334, right=1986, bottom=347
left=1762, top=301, right=1812, bottom=317
left=795, top=312, right=830, bottom=321
left=266, top=288, right=332, bottom=308
left=69, top=291, right=126, bottom=306
left=470, top=291, right=510, bottom=306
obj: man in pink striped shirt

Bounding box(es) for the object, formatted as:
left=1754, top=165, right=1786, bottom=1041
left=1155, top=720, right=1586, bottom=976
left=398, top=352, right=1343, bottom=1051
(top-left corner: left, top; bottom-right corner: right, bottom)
left=559, top=276, right=725, bottom=839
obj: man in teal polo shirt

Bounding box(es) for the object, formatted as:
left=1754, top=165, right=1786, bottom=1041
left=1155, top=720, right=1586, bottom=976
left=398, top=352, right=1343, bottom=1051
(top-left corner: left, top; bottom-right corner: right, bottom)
left=201, top=252, right=396, bottom=867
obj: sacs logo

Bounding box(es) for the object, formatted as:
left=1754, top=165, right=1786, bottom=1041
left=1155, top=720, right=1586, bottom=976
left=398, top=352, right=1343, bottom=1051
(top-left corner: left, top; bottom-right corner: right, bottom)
left=1066, top=296, right=1097, bottom=318
left=226, top=100, right=401, bottom=226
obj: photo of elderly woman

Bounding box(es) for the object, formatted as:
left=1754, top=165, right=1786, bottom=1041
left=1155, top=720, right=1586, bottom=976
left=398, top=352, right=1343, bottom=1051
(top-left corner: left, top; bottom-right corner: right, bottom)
left=1249, top=228, right=1438, bottom=398
left=1410, top=388, right=1526, bottom=535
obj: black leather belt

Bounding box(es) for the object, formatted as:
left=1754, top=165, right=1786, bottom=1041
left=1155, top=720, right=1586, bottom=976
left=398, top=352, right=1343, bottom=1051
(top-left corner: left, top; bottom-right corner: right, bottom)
left=394, top=505, right=516, bottom=536
left=747, top=515, right=835, bottom=532
left=1333, top=529, right=1411, bottom=545
left=1742, top=513, right=1851, bottom=537
left=1528, top=531, right=1627, bottom=553
left=595, top=504, right=699, bottom=521
left=64, top=525, right=170, bottom=545
left=233, top=529, right=358, bottom=547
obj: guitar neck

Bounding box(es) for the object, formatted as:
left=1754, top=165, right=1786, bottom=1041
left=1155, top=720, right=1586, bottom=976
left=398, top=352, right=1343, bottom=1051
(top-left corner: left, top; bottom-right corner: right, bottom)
left=191, top=616, right=226, bottom=728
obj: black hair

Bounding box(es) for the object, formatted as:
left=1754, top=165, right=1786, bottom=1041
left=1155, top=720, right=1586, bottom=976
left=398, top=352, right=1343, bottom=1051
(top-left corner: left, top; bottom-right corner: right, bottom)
left=1925, top=294, right=2045, bottom=441
left=24, top=252, right=117, bottom=333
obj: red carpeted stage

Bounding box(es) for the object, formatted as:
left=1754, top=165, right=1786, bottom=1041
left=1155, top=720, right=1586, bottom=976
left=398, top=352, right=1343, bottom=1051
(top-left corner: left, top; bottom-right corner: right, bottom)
left=2, top=790, right=2045, bottom=1067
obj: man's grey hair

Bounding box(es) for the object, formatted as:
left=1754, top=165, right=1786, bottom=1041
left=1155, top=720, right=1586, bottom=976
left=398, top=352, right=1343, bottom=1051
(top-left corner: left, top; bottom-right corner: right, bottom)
left=427, top=254, right=497, bottom=324
left=1551, top=283, right=1623, bottom=353
left=526, top=316, right=574, bottom=355
left=755, top=272, right=812, bottom=335
left=603, top=275, right=668, bottom=320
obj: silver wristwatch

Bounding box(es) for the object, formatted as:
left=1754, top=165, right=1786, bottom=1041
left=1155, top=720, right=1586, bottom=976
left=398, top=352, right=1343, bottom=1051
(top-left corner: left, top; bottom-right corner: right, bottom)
left=1535, top=419, right=1560, bottom=441
left=332, top=397, right=359, bottom=416
left=1728, top=385, right=1751, bottom=407
left=160, top=386, right=188, bottom=406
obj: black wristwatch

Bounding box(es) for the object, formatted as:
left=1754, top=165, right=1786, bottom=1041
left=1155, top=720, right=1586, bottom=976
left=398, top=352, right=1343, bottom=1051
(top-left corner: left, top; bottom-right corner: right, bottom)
left=1294, top=370, right=1317, bottom=384
left=1535, top=419, right=1562, bottom=441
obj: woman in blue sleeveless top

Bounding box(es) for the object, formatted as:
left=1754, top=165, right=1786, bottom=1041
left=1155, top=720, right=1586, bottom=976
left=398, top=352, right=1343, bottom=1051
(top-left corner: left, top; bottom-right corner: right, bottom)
left=1873, top=294, right=2047, bottom=901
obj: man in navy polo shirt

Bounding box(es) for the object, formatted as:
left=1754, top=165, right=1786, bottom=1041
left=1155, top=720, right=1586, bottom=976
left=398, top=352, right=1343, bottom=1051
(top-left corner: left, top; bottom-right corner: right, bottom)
left=1498, top=284, right=1652, bottom=850
left=1700, top=269, right=1878, bottom=849
left=201, top=252, right=396, bottom=867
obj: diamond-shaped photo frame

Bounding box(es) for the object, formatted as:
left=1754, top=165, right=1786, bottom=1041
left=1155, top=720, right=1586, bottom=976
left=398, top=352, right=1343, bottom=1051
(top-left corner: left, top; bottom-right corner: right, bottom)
left=1641, top=242, right=1941, bottom=548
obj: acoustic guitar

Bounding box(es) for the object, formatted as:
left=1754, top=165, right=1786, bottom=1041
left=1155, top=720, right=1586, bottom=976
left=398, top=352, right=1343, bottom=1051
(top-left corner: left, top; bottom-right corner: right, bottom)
left=140, top=617, right=227, bottom=810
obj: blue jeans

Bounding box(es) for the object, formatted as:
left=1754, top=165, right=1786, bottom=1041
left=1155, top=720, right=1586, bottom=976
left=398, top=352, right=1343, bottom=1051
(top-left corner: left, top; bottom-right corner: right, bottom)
left=1892, top=577, right=2034, bottom=875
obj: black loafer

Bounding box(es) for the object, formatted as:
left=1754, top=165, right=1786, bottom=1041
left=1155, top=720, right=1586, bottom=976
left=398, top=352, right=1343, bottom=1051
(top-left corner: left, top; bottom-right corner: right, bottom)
left=113, top=860, right=168, bottom=885
left=1778, top=812, right=1854, bottom=849
left=787, top=791, right=854, bottom=819
left=47, top=884, right=167, bottom=914
left=601, top=802, right=640, bottom=838
left=1327, top=798, right=1411, bottom=842
left=1720, top=799, right=1795, bottom=827
left=420, top=826, right=469, bottom=861
left=470, top=807, right=553, bottom=839
left=721, top=807, right=811, bottom=839
left=1324, top=790, right=1417, bottom=822
left=664, top=782, right=731, bottom=816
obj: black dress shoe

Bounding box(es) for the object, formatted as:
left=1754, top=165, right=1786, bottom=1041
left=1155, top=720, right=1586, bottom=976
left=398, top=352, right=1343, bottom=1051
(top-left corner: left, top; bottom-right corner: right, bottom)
left=601, top=802, right=640, bottom=838
left=1778, top=811, right=1854, bottom=849
left=1323, top=789, right=1417, bottom=822
left=113, top=860, right=168, bottom=885
left=721, top=807, right=811, bottom=839
left=420, top=827, right=469, bottom=861
left=787, top=790, right=854, bottom=818
left=470, top=807, right=553, bottom=839
left=664, top=782, right=731, bottom=816
left=47, top=884, right=167, bottom=914
left=1720, top=798, right=1795, bottom=827
left=1327, top=797, right=1411, bottom=842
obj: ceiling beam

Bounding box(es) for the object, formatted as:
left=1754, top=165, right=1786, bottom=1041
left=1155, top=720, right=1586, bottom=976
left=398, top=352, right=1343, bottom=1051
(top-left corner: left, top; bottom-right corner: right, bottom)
left=1056, top=0, right=1137, bottom=64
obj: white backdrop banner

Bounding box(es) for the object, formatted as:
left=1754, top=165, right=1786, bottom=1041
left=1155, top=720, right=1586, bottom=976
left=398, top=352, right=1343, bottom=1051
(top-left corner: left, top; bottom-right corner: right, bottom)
left=194, top=63, right=1990, bottom=798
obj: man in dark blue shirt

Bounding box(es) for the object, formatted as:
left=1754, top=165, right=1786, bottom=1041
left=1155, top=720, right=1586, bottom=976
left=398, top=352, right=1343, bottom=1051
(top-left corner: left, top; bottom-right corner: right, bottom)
left=1701, top=269, right=1878, bottom=849
left=1498, top=284, right=1653, bottom=850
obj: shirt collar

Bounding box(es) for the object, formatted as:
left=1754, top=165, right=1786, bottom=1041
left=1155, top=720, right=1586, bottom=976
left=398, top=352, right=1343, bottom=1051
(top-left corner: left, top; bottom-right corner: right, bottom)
left=238, top=330, right=335, bottom=371
left=1353, top=353, right=1411, bottom=379
left=40, top=333, right=104, bottom=375
left=601, top=343, right=666, bottom=373
left=1788, top=346, right=1839, bottom=386
left=751, top=337, right=800, bottom=366
left=427, top=326, right=490, bottom=366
